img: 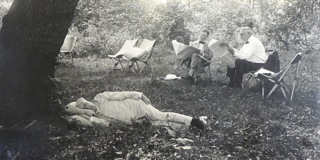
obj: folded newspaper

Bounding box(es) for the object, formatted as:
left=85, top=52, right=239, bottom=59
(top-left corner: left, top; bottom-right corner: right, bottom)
left=208, top=39, right=236, bottom=68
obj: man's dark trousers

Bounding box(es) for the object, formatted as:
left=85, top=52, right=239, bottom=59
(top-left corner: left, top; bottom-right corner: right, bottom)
left=227, top=59, right=264, bottom=87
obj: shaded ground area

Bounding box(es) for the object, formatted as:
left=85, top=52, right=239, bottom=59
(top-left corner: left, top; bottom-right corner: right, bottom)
left=1, top=56, right=320, bottom=159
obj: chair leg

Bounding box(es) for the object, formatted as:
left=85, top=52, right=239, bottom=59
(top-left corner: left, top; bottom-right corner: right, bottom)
left=130, top=62, right=140, bottom=74
left=290, top=62, right=300, bottom=101
left=128, top=62, right=137, bottom=74
left=207, top=65, right=212, bottom=79
left=280, top=87, right=288, bottom=99
left=266, top=84, right=279, bottom=98
left=282, top=83, right=290, bottom=93
left=118, top=60, right=124, bottom=70
left=139, top=61, right=151, bottom=74
left=244, top=74, right=253, bottom=88
left=71, top=52, right=74, bottom=65
left=290, top=81, right=296, bottom=101
left=149, top=60, right=153, bottom=74
left=113, top=61, right=119, bottom=69
left=135, top=62, right=140, bottom=73
left=261, top=80, right=265, bottom=99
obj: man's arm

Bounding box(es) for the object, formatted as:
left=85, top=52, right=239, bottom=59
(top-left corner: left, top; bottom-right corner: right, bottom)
left=93, top=91, right=151, bottom=105
left=95, top=91, right=142, bottom=101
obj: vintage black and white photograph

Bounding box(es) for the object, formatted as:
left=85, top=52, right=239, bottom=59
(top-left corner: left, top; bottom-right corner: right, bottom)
left=0, top=0, right=320, bottom=159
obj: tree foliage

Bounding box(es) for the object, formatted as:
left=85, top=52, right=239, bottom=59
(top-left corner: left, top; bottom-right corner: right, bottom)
left=66, top=0, right=320, bottom=58
left=261, top=0, right=320, bottom=51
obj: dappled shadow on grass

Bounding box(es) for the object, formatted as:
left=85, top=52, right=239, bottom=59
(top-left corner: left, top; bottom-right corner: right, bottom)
left=12, top=57, right=318, bottom=159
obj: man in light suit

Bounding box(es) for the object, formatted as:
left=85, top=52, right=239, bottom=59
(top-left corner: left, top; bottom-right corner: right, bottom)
left=184, top=29, right=213, bottom=82
left=64, top=91, right=208, bottom=131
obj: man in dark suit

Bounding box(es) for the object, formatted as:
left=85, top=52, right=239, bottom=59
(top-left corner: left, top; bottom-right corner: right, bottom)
left=184, top=29, right=213, bottom=82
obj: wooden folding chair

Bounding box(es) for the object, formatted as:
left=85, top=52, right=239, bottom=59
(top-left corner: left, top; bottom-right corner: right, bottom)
left=257, top=52, right=302, bottom=100
left=107, top=39, right=138, bottom=70
left=122, top=39, right=157, bottom=74
left=58, top=35, right=77, bottom=64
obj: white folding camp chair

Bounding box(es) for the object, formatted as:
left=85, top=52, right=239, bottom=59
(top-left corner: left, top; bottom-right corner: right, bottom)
left=59, top=35, right=77, bottom=64
left=256, top=52, right=302, bottom=100
left=122, top=39, right=157, bottom=74
left=108, top=39, right=138, bottom=70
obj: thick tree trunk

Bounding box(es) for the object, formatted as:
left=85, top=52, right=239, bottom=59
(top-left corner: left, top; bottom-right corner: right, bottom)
left=0, top=0, right=79, bottom=126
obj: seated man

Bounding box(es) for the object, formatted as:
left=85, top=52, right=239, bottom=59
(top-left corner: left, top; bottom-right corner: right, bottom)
left=64, top=91, right=207, bottom=131
left=187, top=29, right=213, bottom=80
left=224, top=27, right=269, bottom=89
left=182, top=29, right=213, bottom=81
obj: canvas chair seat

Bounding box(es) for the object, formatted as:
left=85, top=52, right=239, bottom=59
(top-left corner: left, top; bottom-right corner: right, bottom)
left=108, top=54, right=123, bottom=58
left=122, top=47, right=148, bottom=60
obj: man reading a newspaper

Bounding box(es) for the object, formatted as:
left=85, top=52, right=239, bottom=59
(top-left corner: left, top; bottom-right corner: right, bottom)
left=183, top=29, right=213, bottom=82
left=222, top=27, right=268, bottom=89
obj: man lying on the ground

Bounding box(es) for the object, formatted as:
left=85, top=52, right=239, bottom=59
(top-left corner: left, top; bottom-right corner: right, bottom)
left=63, top=91, right=207, bottom=131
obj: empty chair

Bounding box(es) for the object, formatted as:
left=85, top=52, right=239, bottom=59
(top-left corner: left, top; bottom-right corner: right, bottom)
left=59, top=35, right=77, bottom=64
left=108, top=39, right=138, bottom=70
left=122, top=39, right=157, bottom=74
left=256, top=52, right=302, bottom=100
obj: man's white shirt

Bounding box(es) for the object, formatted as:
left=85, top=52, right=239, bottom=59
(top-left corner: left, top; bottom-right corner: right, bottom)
left=234, top=36, right=268, bottom=63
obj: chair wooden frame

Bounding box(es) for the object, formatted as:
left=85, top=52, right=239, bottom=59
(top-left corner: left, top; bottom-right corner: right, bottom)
left=257, top=52, right=302, bottom=100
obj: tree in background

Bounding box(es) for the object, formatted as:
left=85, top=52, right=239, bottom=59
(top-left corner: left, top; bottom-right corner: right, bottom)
left=0, top=0, right=79, bottom=126
left=66, top=0, right=320, bottom=58
left=168, top=16, right=190, bottom=45
left=261, top=0, right=320, bottom=51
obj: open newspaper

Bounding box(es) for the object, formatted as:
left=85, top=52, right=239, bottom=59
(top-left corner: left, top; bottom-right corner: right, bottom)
left=172, top=40, right=212, bottom=64
left=208, top=39, right=236, bottom=68
left=172, top=40, right=203, bottom=71
left=172, top=40, right=200, bottom=59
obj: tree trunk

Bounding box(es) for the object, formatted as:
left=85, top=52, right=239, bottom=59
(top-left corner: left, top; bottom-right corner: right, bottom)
left=0, top=0, right=79, bottom=126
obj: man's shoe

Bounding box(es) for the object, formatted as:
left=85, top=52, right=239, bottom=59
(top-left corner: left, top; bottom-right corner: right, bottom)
left=199, top=116, right=208, bottom=126
left=191, top=116, right=207, bottom=130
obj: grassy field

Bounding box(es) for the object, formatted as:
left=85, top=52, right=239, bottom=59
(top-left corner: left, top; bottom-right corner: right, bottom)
left=3, top=46, right=319, bottom=159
